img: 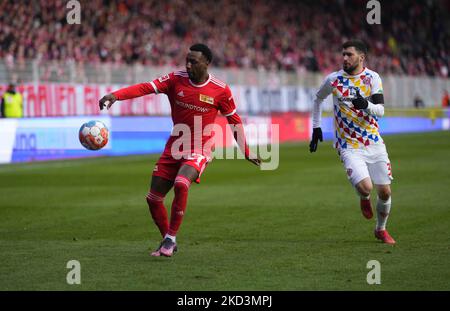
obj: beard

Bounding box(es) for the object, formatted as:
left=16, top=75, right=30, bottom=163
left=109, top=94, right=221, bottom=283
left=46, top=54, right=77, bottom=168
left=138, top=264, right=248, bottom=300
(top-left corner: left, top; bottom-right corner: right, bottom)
left=343, top=63, right=358, bottom=74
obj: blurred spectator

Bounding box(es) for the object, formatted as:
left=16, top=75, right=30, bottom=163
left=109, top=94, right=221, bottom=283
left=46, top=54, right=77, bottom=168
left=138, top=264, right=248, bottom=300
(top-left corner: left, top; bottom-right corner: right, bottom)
left=0, top=0, right=448, bottom=77
left=442, top=90, right=449, bottom=108
left=414, top=95, right=425, bottom=109
left=1, top=83, right=23, bottom=118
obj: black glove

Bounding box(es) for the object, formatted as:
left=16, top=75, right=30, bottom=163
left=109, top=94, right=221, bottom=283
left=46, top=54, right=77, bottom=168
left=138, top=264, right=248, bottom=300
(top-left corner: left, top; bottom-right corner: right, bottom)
left=309, top=127, right=323, bottom=153
left=352, top=89, right=369, bottom=109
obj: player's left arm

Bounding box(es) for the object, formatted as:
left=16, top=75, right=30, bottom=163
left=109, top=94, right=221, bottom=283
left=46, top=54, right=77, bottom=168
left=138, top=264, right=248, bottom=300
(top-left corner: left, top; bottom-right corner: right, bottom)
left=352, top=73, right=385, bottom=117
left=221, top=86, right=261, bottom=167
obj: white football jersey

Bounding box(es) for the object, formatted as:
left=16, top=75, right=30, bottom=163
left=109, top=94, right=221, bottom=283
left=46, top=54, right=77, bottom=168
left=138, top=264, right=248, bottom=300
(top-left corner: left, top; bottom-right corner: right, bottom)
left=313, top=67, right=384, bottom=149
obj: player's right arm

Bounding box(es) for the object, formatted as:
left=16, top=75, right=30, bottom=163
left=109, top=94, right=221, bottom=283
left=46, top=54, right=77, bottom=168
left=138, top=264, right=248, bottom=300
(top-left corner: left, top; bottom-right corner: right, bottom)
left=99, top=73, right=173, bottom=110
left=309, top=73, right=333, bottom=152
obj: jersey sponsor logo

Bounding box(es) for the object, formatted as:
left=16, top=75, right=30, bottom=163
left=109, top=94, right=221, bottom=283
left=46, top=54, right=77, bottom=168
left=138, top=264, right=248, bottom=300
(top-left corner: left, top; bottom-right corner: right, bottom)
left=199, top=94, right=214, bottom=105
left=158, top=74, right=170, bottom=82
left=177, top=91, right=184, bottom=97
left=175, top=100, right=209, bottom=112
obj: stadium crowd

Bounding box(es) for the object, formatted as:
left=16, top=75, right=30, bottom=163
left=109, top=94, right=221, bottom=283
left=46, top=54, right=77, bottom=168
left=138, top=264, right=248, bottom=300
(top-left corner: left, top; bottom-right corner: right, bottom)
left=0, top=0, right=449, bottom=77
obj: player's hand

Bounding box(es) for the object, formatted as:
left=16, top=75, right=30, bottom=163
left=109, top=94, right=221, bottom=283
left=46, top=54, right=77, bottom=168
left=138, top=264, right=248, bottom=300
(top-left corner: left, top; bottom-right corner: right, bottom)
left=351, top=89, right=369, bottom=109
left=246, top=153, right=261, bottom=167
left=99, top=93, right=117, bottom=110
left=309, top=127, right=323, bottom=153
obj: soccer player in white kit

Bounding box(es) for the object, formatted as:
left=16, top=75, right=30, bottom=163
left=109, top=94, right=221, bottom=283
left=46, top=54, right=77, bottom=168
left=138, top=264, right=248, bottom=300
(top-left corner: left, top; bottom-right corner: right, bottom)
left=309, top=40, right=395, bottom=244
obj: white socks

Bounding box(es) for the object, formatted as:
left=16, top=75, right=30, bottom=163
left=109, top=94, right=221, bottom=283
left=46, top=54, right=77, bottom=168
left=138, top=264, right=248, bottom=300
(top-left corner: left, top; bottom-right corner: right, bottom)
left=165, top=234, right=176, bottom=243
left=376, top=197, right=391, bottom=230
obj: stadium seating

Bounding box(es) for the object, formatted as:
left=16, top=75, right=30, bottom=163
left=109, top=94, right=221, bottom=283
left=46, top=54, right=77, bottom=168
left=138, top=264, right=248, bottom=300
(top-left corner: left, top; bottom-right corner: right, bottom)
left=0, top=0, right=448, bottom=77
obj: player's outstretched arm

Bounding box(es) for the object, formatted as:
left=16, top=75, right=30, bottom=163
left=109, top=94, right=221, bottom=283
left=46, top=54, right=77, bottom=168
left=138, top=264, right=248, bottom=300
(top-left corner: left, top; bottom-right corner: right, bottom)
left=226, top=113, right=261, bottom=167
left=99, top=82, right=155, bottom=110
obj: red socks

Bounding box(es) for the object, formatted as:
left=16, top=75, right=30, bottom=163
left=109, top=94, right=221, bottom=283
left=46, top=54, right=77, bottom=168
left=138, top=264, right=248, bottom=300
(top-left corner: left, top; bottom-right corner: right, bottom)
left=146, top=190, right=168, bottom=237
left=146, top=175, right=192, bottom=238
left=168, top=175, right=191, bottom=236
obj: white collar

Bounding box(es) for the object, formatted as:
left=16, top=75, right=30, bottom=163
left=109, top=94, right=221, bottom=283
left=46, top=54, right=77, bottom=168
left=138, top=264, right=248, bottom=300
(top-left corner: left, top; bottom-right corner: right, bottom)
left=189, top=74, right=211, bottom=87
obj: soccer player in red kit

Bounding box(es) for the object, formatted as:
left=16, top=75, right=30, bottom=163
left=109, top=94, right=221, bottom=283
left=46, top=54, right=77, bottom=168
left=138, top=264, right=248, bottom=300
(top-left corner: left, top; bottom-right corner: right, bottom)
left=99, top=44, right=261, bottom=257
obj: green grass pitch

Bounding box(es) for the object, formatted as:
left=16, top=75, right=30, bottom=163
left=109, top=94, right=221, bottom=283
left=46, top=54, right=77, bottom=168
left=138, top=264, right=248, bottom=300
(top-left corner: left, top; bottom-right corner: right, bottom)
left=1, top=131, right=449, bottom=290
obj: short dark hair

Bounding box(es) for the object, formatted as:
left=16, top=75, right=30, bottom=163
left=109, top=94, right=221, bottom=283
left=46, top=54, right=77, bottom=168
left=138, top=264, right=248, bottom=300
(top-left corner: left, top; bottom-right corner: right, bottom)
left=190, top=43, right=213, bottom=63
left=342, top=40, right=368, bottom=55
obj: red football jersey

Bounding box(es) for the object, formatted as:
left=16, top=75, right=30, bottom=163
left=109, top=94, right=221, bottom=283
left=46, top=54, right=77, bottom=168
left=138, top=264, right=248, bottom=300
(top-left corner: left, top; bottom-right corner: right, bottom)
left=113, top=70, right=237, bottom=159
left=151, top=71, right=236, bottom=159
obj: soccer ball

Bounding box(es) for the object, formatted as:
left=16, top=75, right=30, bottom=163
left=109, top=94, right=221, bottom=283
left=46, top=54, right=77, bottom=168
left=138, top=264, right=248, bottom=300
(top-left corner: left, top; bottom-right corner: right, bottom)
left=79, top=120, right=109, bottom=150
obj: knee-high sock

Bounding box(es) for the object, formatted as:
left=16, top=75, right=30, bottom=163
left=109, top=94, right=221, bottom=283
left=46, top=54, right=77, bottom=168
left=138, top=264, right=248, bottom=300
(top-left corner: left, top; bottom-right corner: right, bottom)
left=376, top=197, right=392, bottom=230
left=168, top=175, right=191, bottom=237
left=146, top=190, right=168, bottom=237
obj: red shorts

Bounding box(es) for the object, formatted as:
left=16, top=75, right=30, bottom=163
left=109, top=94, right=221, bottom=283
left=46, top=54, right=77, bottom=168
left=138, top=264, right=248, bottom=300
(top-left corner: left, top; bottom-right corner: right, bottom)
left=152, top=152, right=209, bottom=183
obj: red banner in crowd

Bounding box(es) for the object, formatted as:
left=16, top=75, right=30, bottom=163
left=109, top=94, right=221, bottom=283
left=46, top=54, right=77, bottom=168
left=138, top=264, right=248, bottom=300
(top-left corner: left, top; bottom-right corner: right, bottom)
left=0, top=83, right=170, bottom=117
left=271, top=112, right=310, bottom=142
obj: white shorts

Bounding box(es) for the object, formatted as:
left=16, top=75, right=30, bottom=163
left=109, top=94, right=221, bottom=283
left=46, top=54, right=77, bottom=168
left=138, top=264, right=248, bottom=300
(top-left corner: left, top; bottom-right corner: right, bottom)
left=339, top=144, right=393, bottom=187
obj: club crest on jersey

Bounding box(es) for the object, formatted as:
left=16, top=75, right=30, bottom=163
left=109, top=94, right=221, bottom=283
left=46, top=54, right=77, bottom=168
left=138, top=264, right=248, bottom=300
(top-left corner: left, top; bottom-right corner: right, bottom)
left=362, top=76, right=372, bottom=86
left=199, top=94, right=214, bottom=105
left=158, top=74, right=170, bottom=83
left=347, top=168, right=353, bottom=176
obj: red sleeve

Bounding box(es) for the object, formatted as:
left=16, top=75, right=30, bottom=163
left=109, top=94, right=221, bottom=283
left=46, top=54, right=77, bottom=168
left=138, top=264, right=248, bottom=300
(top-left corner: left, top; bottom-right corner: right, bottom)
left=112, top=82, right=155, bottom=100
left=226, top=112, right=250, bottom=158
left=151, top=73, right=175, bottom=94
left=112, top=72, right=174, bottom=100
left=219, top=85, right=237, bottom=116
